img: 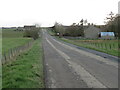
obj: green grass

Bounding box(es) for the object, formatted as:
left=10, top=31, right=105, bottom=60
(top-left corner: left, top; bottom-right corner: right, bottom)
left=2, top=38, right=44, bottom=88
left=2, top=29, right=24, bottom=38
left=58, top=37, right=119, bottom=57
left=2, top=38, right=32, bottom=54
left=2, top=29, right=32, bottom=54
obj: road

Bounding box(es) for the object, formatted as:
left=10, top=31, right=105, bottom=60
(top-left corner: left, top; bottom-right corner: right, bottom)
left=42, top=29, right=118, bottom=88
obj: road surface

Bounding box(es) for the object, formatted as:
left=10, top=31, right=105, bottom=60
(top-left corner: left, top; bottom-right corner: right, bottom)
left=42, top=29, right=118, bottom=88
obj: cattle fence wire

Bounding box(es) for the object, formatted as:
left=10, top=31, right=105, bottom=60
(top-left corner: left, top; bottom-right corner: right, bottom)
left=2, top=39, right=34, bottom=65
left=78, top=41, right=118, bottom=51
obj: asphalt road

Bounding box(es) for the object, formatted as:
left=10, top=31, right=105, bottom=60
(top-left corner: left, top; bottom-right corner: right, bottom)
left=42, top=29, right=118, bottom=88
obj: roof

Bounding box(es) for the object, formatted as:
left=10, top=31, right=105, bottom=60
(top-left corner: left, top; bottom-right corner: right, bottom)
left=24, top=25, right=36, bottom=28
left=100, top=32, right=115, bottom=36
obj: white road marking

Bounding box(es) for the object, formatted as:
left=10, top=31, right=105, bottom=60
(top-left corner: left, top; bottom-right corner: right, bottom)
left=49, top=69, right=52, bottom=72
left=65, top=59, right=107, bottom=88
left=49, top=78, right=56, bottom=88
left=46, top=37, right=107, bottom=88
left=52, top=38, right=118, bottom=68
left=46, top=38, right=70, bottom=60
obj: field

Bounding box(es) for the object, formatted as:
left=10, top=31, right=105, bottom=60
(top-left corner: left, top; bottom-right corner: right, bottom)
left=2, top=38, right=32, bottom=54
left=2, top=29, right=32, bottom=54
left=2, top=38, right=44, bottom=88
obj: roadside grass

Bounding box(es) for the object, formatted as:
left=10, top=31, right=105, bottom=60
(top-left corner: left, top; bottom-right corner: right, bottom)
left=48, top=30, right=119, bottom=57
left=59, top=38, right=119, bottom=57
left=2, top=38, right=44, bottom=88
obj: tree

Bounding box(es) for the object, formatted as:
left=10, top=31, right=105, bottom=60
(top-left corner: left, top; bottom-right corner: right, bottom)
left=54, top=22, right=66, bottom=37
left=80, top=19, right=84, bottom=25
left=103, top=12, right=119, bottom=37
left=84, top=19, right=88, bottom=25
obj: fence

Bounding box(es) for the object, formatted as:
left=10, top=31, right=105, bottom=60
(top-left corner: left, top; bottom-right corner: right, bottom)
left=74, top=40, right=119, bottom=56
left=2, top=40, right=34, bottom=65
left=78, top=41, right=119, bottom=50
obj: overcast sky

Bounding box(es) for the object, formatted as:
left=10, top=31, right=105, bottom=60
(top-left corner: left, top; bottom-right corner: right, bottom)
left=0, top=0, right=119, bottom=27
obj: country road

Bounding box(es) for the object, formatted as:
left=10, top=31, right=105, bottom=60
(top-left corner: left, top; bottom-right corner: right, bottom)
left=42, top=29, right=118, bottom=88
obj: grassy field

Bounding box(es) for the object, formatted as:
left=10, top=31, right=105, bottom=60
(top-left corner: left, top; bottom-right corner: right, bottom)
left=2, top=29, right=24, bottom=38
left=2, top=29, right=32, bottom=54
left=2, top=38, right=44, bottom=88
left=48, top=29, right=119, bottom=57
left=2, top=38, right=32, bottom=54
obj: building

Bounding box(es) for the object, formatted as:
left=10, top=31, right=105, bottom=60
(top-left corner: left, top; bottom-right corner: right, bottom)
left=24, top=25, right=36, bottom=30
left=84, top=25, right=101, bottom=39
left=16, top=27, right=24, bottom=31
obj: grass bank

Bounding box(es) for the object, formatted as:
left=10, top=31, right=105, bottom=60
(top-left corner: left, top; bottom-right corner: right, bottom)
left=2, top=38, right=44, bottom=88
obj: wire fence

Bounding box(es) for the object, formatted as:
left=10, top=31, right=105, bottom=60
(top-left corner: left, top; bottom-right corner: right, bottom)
left=78, top=41, right=119, bottom=50
left=2, top=40, right=34, bottom=65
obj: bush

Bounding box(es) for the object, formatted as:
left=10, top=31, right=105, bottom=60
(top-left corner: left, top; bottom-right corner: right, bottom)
left=24, top=28, right=40, bottom=40
left=54, top=22, right=66, bottom=37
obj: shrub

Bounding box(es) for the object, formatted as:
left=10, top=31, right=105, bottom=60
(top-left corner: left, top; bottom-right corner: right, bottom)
left=54, top=22, right=66, bottom=37
left=24, top=28, right=40, bottom=40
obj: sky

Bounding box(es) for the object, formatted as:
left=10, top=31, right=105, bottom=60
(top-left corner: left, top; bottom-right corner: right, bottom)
left=0, top=0, right=119, bottom=27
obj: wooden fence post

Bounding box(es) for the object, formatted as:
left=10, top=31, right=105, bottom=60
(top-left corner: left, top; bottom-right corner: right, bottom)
left=2, top=40, right=34, bottom=65
left=109, top=44, right=111, bottom=49
left=2, top=55, right=5, bottom=65
left=4, top=53, right=7, bottom=63
left=105, top=43, right=107, bottom=50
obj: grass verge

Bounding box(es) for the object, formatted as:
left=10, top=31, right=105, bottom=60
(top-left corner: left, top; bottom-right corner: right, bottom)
left=57, top=37, right=119, bottom=57
left=2, top=38, right=44, bottom=88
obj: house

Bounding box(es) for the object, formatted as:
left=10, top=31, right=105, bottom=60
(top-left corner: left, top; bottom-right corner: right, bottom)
left=84, top=25, right=101, bottom=39
left=16, top=27, right=24, bottom=31
left=99, top=32, right=115, bottom=39
left=24, top=25, right=36, bottom=30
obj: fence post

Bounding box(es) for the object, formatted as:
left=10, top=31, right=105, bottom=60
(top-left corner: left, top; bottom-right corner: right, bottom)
left=109, top=44, right=111, bottom=49
left=2, top=54, right=5, bottom=65
left=105, top=43, right=107, bottom=50
left=113, top=43, right=115, bottom=49
left=100, top=43, right=102, bottom=48
left=4, top=53, right=7, bottom=64
left=8, top=50, right=11, bottom=60
left=2, top=40, right=34, bottom=65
